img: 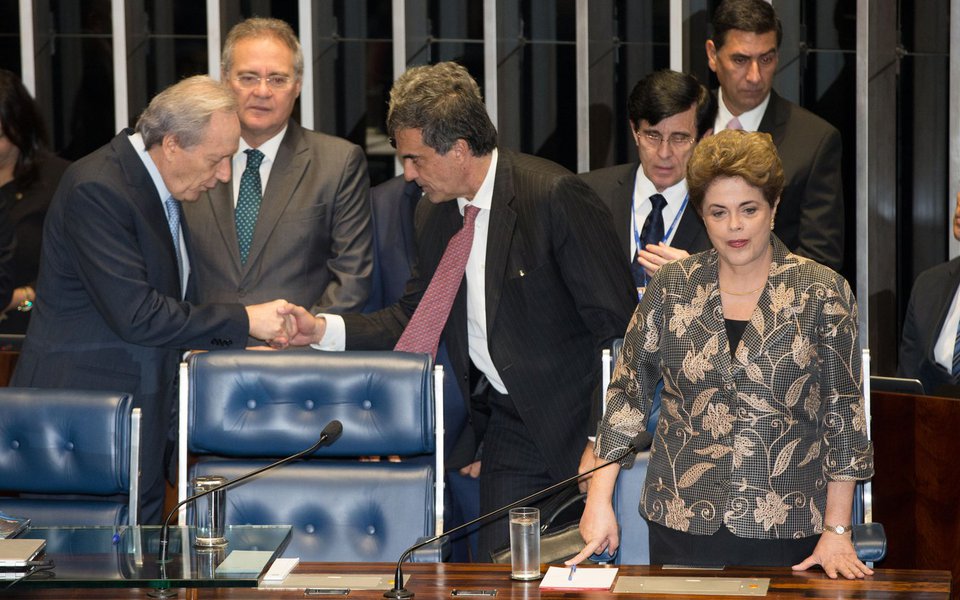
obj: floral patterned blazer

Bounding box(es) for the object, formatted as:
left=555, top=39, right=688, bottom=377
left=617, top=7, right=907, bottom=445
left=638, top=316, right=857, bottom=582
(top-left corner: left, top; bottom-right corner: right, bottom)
left=596, top=236, right=874, bottom=540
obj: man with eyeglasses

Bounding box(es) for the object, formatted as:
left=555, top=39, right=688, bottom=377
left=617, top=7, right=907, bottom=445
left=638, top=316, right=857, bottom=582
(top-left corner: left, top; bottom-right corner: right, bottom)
left=706, top=0, right=844, bottom=272
left=581, top=69, right=716, bottom=301
left=577, top=69, right=716, bottom=491
left=183, top=18, right=373, bottom=339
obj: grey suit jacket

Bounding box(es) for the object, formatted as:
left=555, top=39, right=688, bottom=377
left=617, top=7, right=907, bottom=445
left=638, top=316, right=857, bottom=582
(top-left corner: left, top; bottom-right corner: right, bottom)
left=579, top=162, right=712, bottom=259
left=899, top=256, right=960, bottom=395
left=184, top=121, right=373, bottom=320
left=758, top=91, right=844, bottom=271
left=342, top=150, right=637, bottom=480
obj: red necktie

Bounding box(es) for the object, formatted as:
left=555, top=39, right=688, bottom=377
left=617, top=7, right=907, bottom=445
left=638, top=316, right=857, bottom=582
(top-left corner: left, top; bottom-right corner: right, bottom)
left=395, top=205, right=480, bottom=359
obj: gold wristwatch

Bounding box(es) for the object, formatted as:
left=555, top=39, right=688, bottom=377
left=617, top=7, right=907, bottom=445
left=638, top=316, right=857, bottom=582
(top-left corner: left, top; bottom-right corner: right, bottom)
left=824, top=524, right=852, bottom=535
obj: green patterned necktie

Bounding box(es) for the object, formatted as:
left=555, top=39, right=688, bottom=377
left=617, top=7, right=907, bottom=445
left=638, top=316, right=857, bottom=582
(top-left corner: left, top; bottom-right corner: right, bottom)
left=235, top=148, right=265, bottom=264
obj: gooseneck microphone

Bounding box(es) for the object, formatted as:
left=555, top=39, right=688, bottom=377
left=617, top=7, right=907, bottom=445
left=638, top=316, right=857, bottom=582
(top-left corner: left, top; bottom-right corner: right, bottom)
left=383, top=431, right=653, bottom=599
left=157, top=419, right=344, bottom=563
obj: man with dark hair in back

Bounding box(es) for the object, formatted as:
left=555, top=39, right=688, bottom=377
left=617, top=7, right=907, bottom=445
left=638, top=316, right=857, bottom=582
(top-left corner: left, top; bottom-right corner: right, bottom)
left=577, top=69, right=716, bottom=486
left=282, top=61, right=636, bottom=559
left=706, top=0, right=844, bottom=271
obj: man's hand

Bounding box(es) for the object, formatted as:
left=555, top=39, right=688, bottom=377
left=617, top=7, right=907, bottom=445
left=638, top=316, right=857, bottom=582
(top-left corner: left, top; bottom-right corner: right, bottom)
left=245, top=300, right=295, bottom=347
left=277, top=304, right=327, bottom=346
left=577, top=441, right=598, bottom=493
left=459, top=461, right=481, bottom=478
left=636, top=242, right=690, bottom=276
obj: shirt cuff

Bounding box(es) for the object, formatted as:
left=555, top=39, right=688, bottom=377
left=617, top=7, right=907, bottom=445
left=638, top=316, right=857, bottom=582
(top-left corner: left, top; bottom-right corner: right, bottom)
left=310, top=313, right=346, bottom=351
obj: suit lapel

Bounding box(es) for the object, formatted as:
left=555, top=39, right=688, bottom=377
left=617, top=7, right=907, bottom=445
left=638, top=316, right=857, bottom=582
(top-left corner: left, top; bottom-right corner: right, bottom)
left=611, top=164, right=637, bottom=256
left=484, top=152, right=518, bottom=334
left=671, top=204, right=708, bottom=253
left=757, top=91, right=789, bottom=146
left=244, top=122, right=309, bottom=272
left=205, top=178, right=243, bottom=271
left=926, top=259, right=960, bottom=364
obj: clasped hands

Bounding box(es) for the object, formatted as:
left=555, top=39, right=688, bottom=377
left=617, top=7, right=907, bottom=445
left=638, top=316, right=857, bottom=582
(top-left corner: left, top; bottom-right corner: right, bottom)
left=244, top=301, right=328, bottom=349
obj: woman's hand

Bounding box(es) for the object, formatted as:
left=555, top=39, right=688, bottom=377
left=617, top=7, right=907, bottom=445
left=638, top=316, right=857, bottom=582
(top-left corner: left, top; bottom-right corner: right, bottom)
left=792, top=531, right=874, bottom=579
left=564, top=495, right=620, bottom=566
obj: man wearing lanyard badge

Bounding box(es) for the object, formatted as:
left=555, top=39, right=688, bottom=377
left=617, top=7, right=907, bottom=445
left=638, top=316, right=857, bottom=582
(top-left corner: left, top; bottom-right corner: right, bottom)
left=581, top=69, right=716, bottom=301
left=577, top=69, right=717, bottom=486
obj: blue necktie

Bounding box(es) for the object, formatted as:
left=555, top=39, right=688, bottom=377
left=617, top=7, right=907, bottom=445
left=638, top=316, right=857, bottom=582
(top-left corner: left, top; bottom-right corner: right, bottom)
left=633, top=193, right=667, bottom=290
left=236, top=148, right=265, bottom=264
left=163, top=196, right=183, bottom=278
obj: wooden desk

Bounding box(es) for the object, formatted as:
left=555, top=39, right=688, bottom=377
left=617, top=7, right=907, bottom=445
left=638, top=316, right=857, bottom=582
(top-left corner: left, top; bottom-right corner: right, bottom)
left=6, top=562, right=950, bottom=599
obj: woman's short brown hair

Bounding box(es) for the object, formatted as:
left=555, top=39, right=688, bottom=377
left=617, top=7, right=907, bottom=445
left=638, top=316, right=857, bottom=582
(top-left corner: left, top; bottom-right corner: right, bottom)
left=687, top=129, right=784, bottom=213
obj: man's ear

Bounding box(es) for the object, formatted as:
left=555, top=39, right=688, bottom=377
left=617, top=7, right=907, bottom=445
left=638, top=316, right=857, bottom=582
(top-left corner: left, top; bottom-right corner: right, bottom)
left=700, top=127, right=714, bottom=140
left=453, top=138, right=470, bottom=160
left=706, top=39, right=718, bottom=71
left=161, top=134, right=180, bottom=161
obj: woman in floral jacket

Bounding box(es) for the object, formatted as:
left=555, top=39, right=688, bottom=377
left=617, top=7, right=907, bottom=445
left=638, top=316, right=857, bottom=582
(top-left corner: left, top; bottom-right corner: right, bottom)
left=569, top=130, right=874, bottom=578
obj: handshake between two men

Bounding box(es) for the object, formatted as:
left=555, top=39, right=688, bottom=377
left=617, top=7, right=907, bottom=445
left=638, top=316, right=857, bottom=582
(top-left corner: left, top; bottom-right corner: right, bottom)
left=245, top=301, right=328, bottom=349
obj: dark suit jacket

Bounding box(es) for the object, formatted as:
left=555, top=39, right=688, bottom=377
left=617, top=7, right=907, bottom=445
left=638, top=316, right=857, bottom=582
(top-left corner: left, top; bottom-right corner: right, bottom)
left=898, top=256, right=960, bottom=395
left=579, top=162, right=712, bottom=258
left=11, top=131, right=250, bottom=522
left=342, top=150, right=637, bottom=480
left=364, top=175, right=421, bottom=313
left=0, top=152, right=70, bottom=333
left=184, top=121, right=373, bottom=321
left=758, top=91, right=844, bottom=271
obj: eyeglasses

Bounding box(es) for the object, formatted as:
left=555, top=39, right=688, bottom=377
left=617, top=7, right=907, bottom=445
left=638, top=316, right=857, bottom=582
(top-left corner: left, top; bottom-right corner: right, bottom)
left=637, top=130, right=696, bottom=149
left=234, top=74, right=294, bottom=89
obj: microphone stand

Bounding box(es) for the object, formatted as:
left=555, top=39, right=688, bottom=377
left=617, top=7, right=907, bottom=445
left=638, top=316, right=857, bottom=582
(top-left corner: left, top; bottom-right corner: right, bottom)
left=383, top=433, right=651, bottom=599
left=157, top=421, right=342, bottom=564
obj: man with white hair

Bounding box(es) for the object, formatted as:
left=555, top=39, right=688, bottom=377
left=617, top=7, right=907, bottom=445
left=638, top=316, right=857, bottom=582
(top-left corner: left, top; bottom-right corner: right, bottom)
left=12, top=75, right=295, bottom=523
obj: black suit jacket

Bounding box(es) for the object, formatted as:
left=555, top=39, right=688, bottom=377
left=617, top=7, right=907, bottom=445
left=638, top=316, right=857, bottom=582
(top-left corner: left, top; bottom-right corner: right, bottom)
left=899, top=256, right=960, bottom=395
left=758, top=91, right=844, bottom=271
left=12, top=131, right=250, bottom=522
left=342, top=151, right=636, bottom=480
left=579, top=162, right=712, bottom=258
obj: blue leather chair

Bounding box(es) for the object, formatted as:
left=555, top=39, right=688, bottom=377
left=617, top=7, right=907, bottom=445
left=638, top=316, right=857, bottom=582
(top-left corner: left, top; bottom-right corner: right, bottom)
left=0, top=388, right=141, bottom=526
left=177, top=350, right=443, bottom=562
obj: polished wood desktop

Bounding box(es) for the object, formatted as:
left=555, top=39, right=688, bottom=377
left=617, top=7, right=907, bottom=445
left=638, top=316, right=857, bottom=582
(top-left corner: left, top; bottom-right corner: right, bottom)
left=4, top=562, right=949, bottom=599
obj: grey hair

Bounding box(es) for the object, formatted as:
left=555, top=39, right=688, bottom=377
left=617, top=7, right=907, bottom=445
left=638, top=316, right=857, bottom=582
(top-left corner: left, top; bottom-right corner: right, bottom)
left=136, top=76, right=238, bottom=149
left=387, top=61, right=497, bottom=156
left=221, top=17, right=304, bottom=80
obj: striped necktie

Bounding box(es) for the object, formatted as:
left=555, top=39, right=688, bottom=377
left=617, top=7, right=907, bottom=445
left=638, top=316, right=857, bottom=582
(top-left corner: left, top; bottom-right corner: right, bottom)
left=952, top=320, right=960, bottom=378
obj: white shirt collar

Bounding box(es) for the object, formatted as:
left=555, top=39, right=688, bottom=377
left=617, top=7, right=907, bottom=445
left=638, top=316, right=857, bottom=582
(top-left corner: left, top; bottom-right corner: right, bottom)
left=457, top=148, right=498, bottom=214
left=238, top=124, right=287, bottom=163
left=128, top=132, right=172, bottom=203
left=714, top=88, right=771, bottom=133
left=633, top=163, right=688, bottom=209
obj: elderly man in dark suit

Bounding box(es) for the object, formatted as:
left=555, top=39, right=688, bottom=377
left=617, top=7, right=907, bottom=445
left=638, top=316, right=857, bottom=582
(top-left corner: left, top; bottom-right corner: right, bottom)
left=12, top=76, right=296, bottom=524
left=283, top=61, right=636, bottom=558
left=706, top=0, right=844, bottom=272
left=184, top=18, right=372, bottom=330
left=899, top=193, right=960, bottom=396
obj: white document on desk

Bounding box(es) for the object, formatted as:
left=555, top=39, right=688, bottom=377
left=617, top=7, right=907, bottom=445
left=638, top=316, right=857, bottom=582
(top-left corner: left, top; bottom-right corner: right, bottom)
left=539, top=566, right=618, bottom=591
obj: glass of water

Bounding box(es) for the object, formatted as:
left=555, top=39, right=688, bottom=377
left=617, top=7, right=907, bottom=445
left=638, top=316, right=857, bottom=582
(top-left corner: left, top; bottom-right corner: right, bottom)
left=509, top=507, right=541, bottom=580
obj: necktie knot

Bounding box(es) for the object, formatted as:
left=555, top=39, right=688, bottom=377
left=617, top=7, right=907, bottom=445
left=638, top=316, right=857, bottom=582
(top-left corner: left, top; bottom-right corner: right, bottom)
left=164, top=196, right=182, bottom=224
left=649, top=193, right=667, bottom=212
left=463, top=204, right=480, bottom=227
left=245, top=148, right=265, bottom=169
left=726, top=116, right=743, bottom=130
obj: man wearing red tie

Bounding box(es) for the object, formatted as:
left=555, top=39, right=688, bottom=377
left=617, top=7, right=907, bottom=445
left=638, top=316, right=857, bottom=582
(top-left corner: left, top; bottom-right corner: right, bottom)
left=283, top=62, right=635, bottom=559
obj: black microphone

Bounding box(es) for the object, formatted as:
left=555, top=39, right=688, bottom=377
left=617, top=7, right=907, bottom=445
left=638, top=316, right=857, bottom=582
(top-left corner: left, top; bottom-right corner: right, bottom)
left=157, top=419, right=344, bottom=563
left=383, top=431, right=653, bottom=599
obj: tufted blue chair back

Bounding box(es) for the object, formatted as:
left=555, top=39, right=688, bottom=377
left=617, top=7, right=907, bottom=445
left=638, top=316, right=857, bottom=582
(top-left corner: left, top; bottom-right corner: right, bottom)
left=0, top=388, right=140, bottom=526
left=179, top=350, right=440, bottom=562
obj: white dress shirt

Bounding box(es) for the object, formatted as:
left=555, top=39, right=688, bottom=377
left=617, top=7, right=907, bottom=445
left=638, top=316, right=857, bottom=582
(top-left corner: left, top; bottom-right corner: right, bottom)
left=713, top=88, right=771, bottom=133
left=128, top=132, right=189, bottom=297
left=315, top=150, right=509, bottom=394
left=231, top=125, right=287, bottom=206
left=630, top=166, right=688, bottom=259
left=934, top=282, right=960, bottom=372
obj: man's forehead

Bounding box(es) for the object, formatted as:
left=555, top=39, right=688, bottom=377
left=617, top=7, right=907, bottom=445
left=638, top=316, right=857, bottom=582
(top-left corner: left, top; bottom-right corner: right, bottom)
left=720, top=30, right=778, bottom=54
